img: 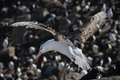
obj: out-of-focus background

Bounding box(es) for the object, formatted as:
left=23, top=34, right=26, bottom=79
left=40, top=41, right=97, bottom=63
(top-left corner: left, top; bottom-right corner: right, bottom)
left=0, top=0, right=120, bottom=80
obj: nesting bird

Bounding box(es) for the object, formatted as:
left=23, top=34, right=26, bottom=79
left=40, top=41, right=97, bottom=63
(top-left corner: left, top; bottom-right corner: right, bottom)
left=0, top=62, right=4, bottom=72
left=92, top=44, right=99, bottom=53
left=107, top=8, right=113, bottom=19
left=31, top=63, right=37, bottom=71
left=32, top=54, right=36, bottom=60
left=2, top=38, right=9, bottom=49
left=16, top=67, right=22, bottom=80
left=29, top=46, right=35, bottom=54
left=27, top=58, right=33, bottom=65
left=36, top=69, right=41, bottom=78
left=101, top=4, right=106, bottom=11
left=8, top=61, right=14, bottom=70
left=58, top=62, right=65, bottom=71
left=43, top=56, right=47, bottom=62
left=109, top=33, right=117, bottom=42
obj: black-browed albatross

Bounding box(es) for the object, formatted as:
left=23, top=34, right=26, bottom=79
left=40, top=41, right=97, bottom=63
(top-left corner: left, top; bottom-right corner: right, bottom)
left=10, top=11, right=107, bottom=71
left=11, top=22, right=90, bottom=71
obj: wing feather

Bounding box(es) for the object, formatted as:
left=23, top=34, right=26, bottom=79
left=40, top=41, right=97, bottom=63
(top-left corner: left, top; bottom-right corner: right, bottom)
left=10, top=21, right=75, bottom=48
left=74, top=11, right=107, bottom=43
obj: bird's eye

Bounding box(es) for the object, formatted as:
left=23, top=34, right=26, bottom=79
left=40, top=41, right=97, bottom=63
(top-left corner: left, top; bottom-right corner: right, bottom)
left=40, top=47, right=42, bottom=50
left=91, top=17, right=95, bottom=21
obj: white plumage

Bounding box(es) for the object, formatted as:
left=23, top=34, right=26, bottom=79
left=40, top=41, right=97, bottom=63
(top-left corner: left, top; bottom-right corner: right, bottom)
left=39, top=39, right=90, bottom=70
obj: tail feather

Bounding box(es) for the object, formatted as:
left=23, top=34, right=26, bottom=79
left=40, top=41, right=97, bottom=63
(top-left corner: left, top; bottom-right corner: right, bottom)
left=75, top=55, right=90, bottom=71
left=73, top=48, right=91, bottom=70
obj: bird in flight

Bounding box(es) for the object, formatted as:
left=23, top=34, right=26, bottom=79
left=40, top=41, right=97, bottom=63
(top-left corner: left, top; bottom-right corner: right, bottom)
left=10, top=11, right=107, bottom=71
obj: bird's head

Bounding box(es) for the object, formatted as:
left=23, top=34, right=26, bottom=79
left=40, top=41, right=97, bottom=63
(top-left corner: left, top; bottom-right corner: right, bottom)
left=35, top=39, right=54, bottom=61
left=35, top=44, right=48, bottom=61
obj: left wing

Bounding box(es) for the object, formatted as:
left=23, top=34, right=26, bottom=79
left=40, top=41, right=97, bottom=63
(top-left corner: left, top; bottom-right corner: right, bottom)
left=11, top=21, right=75, bottom=48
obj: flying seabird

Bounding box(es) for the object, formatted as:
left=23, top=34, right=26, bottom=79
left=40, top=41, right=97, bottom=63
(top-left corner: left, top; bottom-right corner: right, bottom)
left=11, top=21, right=90, bottom=71
left=10, top=11, right=107, bottom=71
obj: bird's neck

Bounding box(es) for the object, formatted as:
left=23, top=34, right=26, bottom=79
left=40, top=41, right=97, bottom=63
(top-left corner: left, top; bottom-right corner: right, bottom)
left=44, top=40, right=67, bottom=54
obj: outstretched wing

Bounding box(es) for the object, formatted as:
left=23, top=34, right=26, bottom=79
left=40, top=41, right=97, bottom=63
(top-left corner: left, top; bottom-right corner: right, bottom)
left=10, top=21, right=37, bottom=27
left=11, top=21, right=75, bottom=48
left=10, top=21, right=56, bottom=36
left=93, top=11, right=107, bottom=27
left=75, top=11, right=107, bottom=43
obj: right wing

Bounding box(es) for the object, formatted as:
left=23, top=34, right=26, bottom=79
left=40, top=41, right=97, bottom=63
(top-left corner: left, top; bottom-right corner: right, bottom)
left=74, top=11, right=107, bottom=43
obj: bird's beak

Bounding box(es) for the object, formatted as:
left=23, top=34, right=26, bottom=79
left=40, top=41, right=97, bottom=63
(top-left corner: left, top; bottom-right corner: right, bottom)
left=35, top=51, right=42, bottom=60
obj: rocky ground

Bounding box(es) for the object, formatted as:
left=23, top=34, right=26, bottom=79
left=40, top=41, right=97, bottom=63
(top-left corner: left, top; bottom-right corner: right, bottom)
left=0, top=0, right=120, bottom=80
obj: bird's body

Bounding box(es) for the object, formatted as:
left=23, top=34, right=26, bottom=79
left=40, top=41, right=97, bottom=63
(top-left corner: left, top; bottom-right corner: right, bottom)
left=40, top=39, right=74, bottom=58
left=40, top=39, right=90, bottom=70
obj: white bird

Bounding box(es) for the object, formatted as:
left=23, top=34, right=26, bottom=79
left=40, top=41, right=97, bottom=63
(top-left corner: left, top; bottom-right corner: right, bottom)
left=101, top=4, right=106, bottom=11
left=2, top=38, right=9, bottom=49
left=109, top=33, right=116, bottom=42
left=0, top=62, right=4, bottom=72
left=32, top=54, right=36, bottom=60
left=31, top=63, right=37, bottom=71
left=48, top=13, right=56, bottom=21
left=107, top=8, right=113, bottom=19
left=58, top=62, right=65, bottom=71
left=17, top=77, right=22, bottom=80
left=43, top=56, right=47, bottom=62
left=28, top=58, right=33, bottom=65
left=92, top=44, right=99, bottom=53
left=8, top=61, right=14, bottom=70
left=36, top=69, right=41, bottom=78
left=29, top=46, right=35, bottom=54
left=17, top=67, right=22, bottom=80
left=10, top=11, right=107, bottom=71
